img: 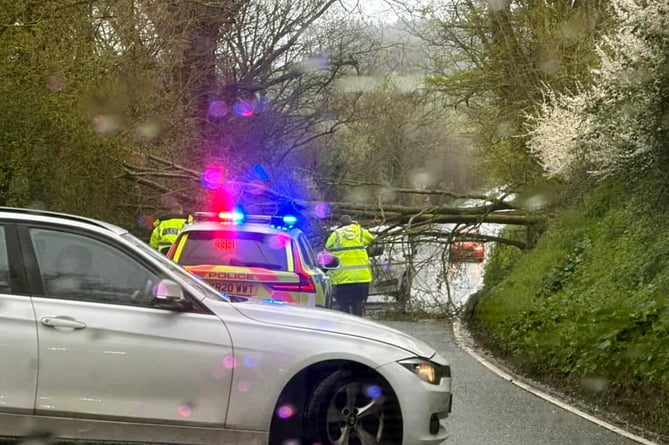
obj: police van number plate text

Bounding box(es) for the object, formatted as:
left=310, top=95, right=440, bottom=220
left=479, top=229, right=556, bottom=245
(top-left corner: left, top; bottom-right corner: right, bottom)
left=210, top=281, right=256, bottom=296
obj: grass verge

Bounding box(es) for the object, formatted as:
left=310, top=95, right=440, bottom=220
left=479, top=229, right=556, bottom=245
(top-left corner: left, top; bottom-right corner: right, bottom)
left=469, top=180, right=669, bottom=442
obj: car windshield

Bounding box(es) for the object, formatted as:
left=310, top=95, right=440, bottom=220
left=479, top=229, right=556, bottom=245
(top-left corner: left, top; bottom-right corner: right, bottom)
left=121, top=232, right=231, bottom=302
left=176, top=230, right=289, bottom=271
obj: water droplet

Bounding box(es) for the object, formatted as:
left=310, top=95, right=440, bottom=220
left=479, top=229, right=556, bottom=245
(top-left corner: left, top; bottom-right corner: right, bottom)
left=366, top=385, right=382, bottom=398
left=277, top=404, right=295, bottom=419
left=223, top=356, right=237, bottom=370
left=136, top=121, right=161, bottom=140
left=233, top=99, right=254, bottom=117
left=92, top=115, right=120, bottom=134
left=178, top=404, right=192, bottom=418
left=314, top=202, right=331, bottom=219
left=208, top=100, right=228, bottom=118
left=46, top=75, right=65, bottom=92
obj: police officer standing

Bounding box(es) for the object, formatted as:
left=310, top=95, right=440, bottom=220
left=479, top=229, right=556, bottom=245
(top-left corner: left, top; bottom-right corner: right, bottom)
left=325, top=214, right=375, bottom=316
left=150, top=202, right=190, bottom=254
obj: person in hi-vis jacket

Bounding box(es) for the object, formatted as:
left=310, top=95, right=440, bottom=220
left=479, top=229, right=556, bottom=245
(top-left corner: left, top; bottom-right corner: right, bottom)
left=149, top=203, right=190, bottom=254
left=325, top=215, right=374, bottom=316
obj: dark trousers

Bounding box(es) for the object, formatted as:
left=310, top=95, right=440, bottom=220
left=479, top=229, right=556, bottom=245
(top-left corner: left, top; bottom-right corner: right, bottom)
left=334, top=282, right=370, bottom=316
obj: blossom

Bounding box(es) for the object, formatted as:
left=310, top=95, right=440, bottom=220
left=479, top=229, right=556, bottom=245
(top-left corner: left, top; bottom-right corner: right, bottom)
left=529, top=0, right=669, bottom=180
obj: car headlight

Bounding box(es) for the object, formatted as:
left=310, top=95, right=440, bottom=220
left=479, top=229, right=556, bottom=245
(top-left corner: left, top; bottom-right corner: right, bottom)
left=399, top=358, right=451, bottom=385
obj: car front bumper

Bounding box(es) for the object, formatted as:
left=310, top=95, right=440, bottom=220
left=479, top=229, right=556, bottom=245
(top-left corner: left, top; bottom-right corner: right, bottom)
left=377, top=354, right=452, bottom=445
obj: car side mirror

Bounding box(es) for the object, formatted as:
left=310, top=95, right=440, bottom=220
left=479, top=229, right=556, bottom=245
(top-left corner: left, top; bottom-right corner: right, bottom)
left=367, top=243, right=384, bottom=258
left=152, top=279, right=188, bottom=310
left=155, top=279, right=184, bottom=300
left=316, top=251, right=340, bottom=269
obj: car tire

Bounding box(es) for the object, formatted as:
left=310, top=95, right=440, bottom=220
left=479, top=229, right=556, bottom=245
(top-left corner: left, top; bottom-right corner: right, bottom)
left=304, top=369, right=402, bottom=445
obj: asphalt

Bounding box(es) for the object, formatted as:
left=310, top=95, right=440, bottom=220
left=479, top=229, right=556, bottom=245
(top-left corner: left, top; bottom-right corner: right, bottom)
left=380, top=319, right=644, bottom=445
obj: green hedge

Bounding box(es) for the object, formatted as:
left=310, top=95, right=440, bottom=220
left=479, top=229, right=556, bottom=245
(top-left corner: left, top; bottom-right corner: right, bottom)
left=472, top=180, right=669, bottom=437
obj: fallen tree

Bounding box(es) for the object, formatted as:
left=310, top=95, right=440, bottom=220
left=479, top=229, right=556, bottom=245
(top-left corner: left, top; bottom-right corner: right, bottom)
left=119, top=152, right=543, bottom=250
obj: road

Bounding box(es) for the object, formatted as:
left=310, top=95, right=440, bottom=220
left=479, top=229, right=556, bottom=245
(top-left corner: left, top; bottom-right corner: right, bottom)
left=381, top=319, right=640, bottom=445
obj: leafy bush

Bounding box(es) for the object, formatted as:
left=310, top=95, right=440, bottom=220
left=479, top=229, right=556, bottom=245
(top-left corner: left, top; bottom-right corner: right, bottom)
left=482, top=226, right=526, bottom=289
left=529, top=0, right=669, bottom=186
left=472, top=179, right=669, bottom=436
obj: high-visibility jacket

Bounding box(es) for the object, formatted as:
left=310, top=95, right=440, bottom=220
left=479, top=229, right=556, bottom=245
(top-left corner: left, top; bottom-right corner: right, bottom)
left=325, top=223, right=374, bottom=285
left=150, top=214, right=190, bottom=254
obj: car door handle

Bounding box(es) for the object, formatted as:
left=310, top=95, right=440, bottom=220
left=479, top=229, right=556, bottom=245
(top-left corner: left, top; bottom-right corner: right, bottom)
left=41, top=317, right=87, bottom=329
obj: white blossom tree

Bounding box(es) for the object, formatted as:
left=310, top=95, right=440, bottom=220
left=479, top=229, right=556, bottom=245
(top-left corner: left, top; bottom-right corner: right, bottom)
left=529, top=0, right=669, bottom=181
left=526, top=88, right=591, bottom=179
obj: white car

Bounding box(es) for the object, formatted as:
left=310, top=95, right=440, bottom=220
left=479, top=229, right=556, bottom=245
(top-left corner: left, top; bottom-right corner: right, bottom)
left=0, top=207, right=452, bottom=445
left=368, top=228, right=414, bottom=299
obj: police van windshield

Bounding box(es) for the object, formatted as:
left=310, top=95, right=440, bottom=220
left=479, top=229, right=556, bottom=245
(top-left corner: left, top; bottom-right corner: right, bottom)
left=177, top=230, right=290, bottom=271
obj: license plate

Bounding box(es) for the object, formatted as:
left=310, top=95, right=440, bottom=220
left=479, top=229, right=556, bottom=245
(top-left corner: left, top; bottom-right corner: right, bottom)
left=210, top=281, right=257, bottom=296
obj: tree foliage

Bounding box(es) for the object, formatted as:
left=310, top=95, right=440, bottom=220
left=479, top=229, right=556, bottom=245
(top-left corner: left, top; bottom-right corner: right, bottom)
left=530, top=0, right=669, bottom=191
left=0, top=0, right=137, bottom=222
left=313, top=18, right=485, bottom=209
left=117, top=0, right=390, bottom=213
left=403, top=0, right=612, bottom=186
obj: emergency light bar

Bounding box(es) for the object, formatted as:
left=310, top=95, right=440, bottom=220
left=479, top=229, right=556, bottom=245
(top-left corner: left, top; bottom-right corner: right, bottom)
left=193, top=211, right=298, bottom=229
left=193, top=211, right=244, bottom=224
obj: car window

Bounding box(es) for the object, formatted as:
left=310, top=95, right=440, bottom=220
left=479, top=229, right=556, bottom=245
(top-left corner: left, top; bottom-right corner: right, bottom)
left=380, top=236, right=411, bottom=259
left=0, top=226, right=10, bottom=293
left=177, top=230, right=289, bottom=271
left=30, top=228, right=160, bottom=307
left=296, top=233, right=318, bottom=268
left=120, top=232, right=230, bottom=302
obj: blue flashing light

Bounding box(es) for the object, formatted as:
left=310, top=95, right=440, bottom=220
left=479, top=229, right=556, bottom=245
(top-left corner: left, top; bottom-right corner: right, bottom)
left=283, top=215, right=298, bottom=227
left=218, top=209, right=245, bottom=224
left=269, top=214, right=298, bottom=230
